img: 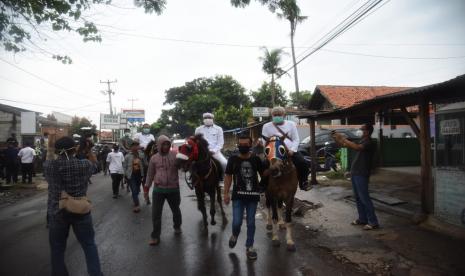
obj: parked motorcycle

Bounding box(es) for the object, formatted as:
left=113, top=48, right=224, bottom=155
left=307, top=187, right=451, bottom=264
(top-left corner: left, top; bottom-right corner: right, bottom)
left=303, top=142, right=338, bottom=173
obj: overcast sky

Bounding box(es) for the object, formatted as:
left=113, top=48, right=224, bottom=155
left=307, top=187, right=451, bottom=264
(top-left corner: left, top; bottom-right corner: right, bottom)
left=1, top=0, right=464, bottom=128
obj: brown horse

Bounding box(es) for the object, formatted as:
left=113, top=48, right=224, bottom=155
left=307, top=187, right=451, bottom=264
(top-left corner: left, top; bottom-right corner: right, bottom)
left=176, top=134, right=227, bottom=231
left=263, top=136, right=298, bottom=251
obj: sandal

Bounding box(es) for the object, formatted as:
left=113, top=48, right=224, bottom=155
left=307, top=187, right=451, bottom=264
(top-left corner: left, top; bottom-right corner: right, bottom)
left=363, top=224, right=380, bottom=230
left=351, top=219, right=367, bottom=226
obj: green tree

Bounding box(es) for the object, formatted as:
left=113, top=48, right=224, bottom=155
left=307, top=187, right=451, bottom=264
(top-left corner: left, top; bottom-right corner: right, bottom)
left=289, top=90, right=311, bottom=109
left=0, top=0, right=166, bottom=63
left=277, top=0, right=307, bottom=95
left=251, top=82, right=288, bottom=108
left=70, top=116, right=97, bottom=136
left=259, top=47, right=287, bottom=106
left=156, top=76, right=251, bottom=137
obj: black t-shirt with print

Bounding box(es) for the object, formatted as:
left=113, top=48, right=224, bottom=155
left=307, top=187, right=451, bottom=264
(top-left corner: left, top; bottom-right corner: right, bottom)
left=225, top=154, right=264, bottom=202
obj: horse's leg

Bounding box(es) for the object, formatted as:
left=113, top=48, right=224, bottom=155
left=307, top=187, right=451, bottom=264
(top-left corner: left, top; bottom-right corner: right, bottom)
left=216, top=183, right=228, bottom=225
left=271, top=198, right=280, bottom=247
left=196, top=188, right=208, bottom=230
left=277, top=201, right=286, bottom=230
left=265, top=193, right=273, bottom=232
left=209, top=188, right=216, bottom=226
left=285, top=197, right=296, bottom=252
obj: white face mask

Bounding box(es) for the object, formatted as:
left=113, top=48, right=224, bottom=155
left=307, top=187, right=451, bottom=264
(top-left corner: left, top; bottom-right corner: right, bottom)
left=204, top=118, right=213, bottom=126
left=355, top=130, right=363, bottom=137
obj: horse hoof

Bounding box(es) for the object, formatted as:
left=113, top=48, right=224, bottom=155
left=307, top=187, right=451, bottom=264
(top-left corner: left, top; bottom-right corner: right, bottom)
left=266, top=224, right=272, bottom=231
left=287, top=244, right=296, bottom=252
left=211, top=220, right=216, bottom=226
left=272, top=239, right=281, bottom=247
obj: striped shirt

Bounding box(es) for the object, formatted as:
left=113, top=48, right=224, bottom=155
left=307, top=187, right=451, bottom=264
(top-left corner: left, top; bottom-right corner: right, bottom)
left=44, top=156, right=93, bottom=218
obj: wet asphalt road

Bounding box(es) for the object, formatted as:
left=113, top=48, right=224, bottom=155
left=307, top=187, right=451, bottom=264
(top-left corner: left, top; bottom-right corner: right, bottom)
left=0, top=173, right=363, bottom=276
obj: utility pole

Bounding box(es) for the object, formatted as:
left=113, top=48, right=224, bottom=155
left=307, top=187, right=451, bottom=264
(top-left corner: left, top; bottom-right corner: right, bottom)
left=100, top=79, right=117, bottom=115
left=128, top=98, right=138, bottom=111
left=100, top=79, right=117, bottom=141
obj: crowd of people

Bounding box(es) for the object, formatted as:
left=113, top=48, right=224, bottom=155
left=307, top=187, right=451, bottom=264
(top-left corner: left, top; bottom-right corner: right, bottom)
left=41, top=107, right=379, bottom=275
left=0, top=133, right=48, bottom=185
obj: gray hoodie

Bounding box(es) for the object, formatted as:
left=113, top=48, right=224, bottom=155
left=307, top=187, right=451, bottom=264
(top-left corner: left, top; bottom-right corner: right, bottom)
left=145, top=135, right=179, bottom=190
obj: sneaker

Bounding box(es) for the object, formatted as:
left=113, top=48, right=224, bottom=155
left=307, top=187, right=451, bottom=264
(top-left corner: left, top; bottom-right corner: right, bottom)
left=133, top=206, right=141, bottom=213
left=363, top=224, right=379, bottom=230
left=149, top=238, right=160, bottom=246
left=112, top=195, right=117, bottom=199
left=174, top=228, right=182, bottom=235
left=229, top=235, right=237, bottom=249
left=246, top=247, right=257, bottom=260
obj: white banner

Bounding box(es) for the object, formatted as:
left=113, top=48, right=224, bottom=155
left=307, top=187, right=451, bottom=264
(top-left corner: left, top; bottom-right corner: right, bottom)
left=252, top=107, right=270, bottom=117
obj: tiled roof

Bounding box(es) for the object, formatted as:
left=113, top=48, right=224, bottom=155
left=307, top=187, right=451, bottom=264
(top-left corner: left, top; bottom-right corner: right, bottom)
left=314, top=85, right=412, bottom=109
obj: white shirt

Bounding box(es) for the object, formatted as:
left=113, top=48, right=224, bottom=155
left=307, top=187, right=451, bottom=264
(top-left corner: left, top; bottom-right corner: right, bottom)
left=262, top=121, right=300, bottom=152
left=133, top=133, right=155, bottom=149
left=18, top=147, right=35, bottom=163
left=106, top=151, right=125, bottom=174
left=195, top=124, right=224, bottom=153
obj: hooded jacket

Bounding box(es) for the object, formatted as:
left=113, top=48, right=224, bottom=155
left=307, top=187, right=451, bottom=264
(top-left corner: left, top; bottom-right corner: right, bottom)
left=145, top=135, right=179, bottom=191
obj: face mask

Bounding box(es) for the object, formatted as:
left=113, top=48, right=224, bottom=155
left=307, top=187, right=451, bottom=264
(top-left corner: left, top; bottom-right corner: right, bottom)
left=355, top=130, right=363, bottom=137
left=124, top=133, right=130, bottom=137
left=204, top=119, right=213, bottom=126
left=142, top=128, right=150, bottom=134
left=238, top=145, right=251, bottom=154
left=272, top=116, right=284, bottom=124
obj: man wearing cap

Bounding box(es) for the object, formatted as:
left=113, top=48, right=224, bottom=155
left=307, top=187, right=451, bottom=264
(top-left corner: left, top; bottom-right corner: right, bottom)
left=195, top=113, right=227, bottom=172
left=262, top=106, right=310, bottom=191
left=133, top=123, right=155, bottom=150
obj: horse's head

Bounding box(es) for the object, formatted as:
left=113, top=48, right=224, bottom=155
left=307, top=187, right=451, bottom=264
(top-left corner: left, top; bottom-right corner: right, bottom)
left=264, top=136, right=289, bottom=178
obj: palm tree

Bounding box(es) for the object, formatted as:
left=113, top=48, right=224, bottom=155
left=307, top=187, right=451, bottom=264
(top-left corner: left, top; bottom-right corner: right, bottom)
left=277, top=0, right=307, bottom=95
left=259, top=47, right=287, bottom=106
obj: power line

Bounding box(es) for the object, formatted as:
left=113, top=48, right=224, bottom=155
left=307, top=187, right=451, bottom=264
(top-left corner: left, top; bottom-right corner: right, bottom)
left=100, top=79, right=117, bottom=115
left=0, top=57, right=101, bottom=101
left=319, top=48, right=465, bottom=60
left=0, top=98, right=107, bottom=112
left=277, top=0, right=385, bottom=79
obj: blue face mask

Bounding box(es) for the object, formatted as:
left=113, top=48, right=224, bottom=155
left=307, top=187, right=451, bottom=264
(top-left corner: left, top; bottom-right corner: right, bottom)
left=272, top=116, right=284, bottom=124
left=142, top=128, right=150, bottom=134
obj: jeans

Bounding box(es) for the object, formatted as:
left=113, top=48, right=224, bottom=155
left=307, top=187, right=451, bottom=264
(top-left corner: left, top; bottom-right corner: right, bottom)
left=21, top=162, right=33, bottom=183
left=351, top=175, right=379, bottom=226
left=151, top=191, right=182, bottom=239
left=232, top=200, right=258, bottom=248
left=129, top=173, right=142, bottom=206
left=49, top=211, right=102, bottom=276
left=110, top=173, right=123, bottom=196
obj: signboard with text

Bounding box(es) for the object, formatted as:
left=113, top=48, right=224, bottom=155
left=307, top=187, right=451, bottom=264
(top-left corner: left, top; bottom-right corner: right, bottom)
left=252, top=107, right=270, bottom=117
left=122, top=109, right=145, bottom=123
left=100, top=114, right=120, bottom=130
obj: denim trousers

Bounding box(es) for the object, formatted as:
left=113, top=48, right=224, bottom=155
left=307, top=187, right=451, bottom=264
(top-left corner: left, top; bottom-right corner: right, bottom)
left=232, top=199, right=258, bottom=248
left=351, top=175, right=379, bottom=226
left=129, top=173, right=142, bottom=206
left=49, top=211, right=102, bottom=276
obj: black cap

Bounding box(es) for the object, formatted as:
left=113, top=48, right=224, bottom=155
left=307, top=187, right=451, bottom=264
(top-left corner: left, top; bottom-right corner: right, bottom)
left=55, top=136, right=75, bottom=150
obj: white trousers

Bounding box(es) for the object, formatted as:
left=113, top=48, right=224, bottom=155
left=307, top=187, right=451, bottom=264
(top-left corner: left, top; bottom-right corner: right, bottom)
left=212, top=151, right=227, bottom=172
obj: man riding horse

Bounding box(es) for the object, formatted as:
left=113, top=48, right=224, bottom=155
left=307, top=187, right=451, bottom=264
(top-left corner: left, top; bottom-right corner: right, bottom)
left=261, top=106, right=310, bottom=191
left=195, top=113, right=227, bottom=177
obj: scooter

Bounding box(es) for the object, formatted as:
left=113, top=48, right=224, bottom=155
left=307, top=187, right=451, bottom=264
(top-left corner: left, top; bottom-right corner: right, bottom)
left=303, top=142, right=338, bottom=173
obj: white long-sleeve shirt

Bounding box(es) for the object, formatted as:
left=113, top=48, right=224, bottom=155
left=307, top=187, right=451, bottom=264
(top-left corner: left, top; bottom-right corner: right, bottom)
left=261, top=121, right=300, bottom=152
left=195, top=124, right=224, bottom=153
